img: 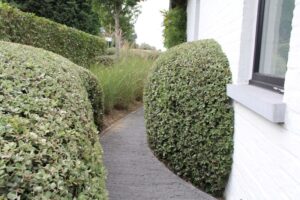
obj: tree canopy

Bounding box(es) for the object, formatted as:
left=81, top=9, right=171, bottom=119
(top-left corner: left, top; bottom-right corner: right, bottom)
left=93, top=0, right=143, bottom=57
left=94, top=2, right=140, bottom=43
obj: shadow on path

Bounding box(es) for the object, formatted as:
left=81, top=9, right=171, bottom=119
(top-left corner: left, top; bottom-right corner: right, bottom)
left=101, top=107, right=216, bottom=200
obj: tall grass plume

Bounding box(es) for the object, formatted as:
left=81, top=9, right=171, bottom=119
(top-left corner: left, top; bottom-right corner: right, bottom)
left=90, top=50, right=156, bottom=114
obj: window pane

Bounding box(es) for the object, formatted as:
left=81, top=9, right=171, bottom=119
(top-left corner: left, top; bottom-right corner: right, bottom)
left=259, top=0, right=295, bottom=78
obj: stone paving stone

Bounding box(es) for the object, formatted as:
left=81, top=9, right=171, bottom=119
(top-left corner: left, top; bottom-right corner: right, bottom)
left=101, top=108, right=217, bottom=200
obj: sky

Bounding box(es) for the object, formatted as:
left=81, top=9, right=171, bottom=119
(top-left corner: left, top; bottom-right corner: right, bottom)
left=135, top=0, right=169, bottom=50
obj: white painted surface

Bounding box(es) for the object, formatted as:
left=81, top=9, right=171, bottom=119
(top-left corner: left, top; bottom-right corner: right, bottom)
left=284, top=0, right=300, bottom=134
left=186, top=0, right=300, bottom=199
left=196, top=0, right=244, bottom=83
left=236, top=0, right=259, bottom=84
left=227, top=84, right=286, bottom=123
left=187, top=0, right=197, bottom=41
left=227, top=102, right=300, bottom=200
left=187, top=0, right=200, bottom=41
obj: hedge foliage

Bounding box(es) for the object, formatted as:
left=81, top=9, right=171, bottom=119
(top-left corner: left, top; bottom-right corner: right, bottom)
left=144, top=40, right=234, bottom=197
left=5, top=0, right=100, bottom=35
left=0, top=41, right=107, bottom=199
left=0, top=3, right=106, bottom=68
left=163, top=6, right=187, bottom=49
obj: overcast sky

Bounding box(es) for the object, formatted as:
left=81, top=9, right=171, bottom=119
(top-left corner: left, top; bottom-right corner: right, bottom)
left=135, top=0, right=169, bottom=50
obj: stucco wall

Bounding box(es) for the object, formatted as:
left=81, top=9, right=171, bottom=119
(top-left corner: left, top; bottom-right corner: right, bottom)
left=186, top=0, right=300, bottom=199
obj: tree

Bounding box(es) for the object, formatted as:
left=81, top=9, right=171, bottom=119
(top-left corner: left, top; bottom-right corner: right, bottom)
left=119, top=6, right=140, bottom=43
left=94, top=3, right=139, bottom=43
left=94, top=0, right=143, bottom=58
left=5, top=0, right=100, bottom=35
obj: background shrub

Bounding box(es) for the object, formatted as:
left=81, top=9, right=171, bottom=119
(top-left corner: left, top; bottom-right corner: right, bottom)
left=162, top=6, right=187, bottom=49
left=95, top=55, right=115, bottom=66
left=144, top=40, right=234, bottom=197
left=0, top=41, right=107, bottom=199
left=4, top=0, right=100, bottom=35
left=0, top=3, right=106, bottom=68
left=138, top=43, right=156, bottom=51
left=106, top=48, right=116, bottom=55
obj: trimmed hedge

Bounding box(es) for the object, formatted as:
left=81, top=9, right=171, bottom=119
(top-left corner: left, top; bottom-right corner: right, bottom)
left=76, top=68, right=104, bottom=131
left=0, top=3, right=106, bottom=68
left=144, top=40, right=234, bottom=197
left=0, top=41, right=107, bottom=199
left=5, top=0, right=100, bottom=35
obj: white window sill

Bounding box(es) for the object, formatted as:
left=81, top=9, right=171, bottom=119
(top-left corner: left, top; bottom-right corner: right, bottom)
left=227, top=84, right=286, bottom=123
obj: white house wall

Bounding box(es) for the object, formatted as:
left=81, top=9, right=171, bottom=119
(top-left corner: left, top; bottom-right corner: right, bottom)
left=284, top=0, right=300, bottom=134
left=187, top=0, right=197, bottom=41
left=186, top=0, right=300, bottom=199
left=196, top=0, right=244, bottom=83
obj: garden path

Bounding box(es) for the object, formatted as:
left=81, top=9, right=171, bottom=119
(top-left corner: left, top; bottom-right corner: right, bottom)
left=101, top=107, right=216, bottom=200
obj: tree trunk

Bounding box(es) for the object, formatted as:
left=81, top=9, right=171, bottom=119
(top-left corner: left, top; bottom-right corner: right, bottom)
left=114, top=7, right=121, bottom=59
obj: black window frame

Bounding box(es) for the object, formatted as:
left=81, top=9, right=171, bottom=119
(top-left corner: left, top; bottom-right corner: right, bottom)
left=250, top=0, right=286, bottom=94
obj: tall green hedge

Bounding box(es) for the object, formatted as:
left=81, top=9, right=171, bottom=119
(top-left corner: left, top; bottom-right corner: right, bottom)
left=0, top=3, right=106, bottom=68
left=0, top=41, right=107, bottom=199
left=5, top=0, right=100, bottom=35
left=163, top=6, right=187, bottom=49
left=144, top=40, right=234, bottom=197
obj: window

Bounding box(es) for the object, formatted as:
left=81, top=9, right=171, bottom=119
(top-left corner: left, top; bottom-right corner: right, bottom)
left=251, top=0, right=295, bottom=93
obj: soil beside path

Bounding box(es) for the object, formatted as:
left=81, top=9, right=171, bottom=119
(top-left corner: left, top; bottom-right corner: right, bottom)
left=100, top=107, right=216, bottom=200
